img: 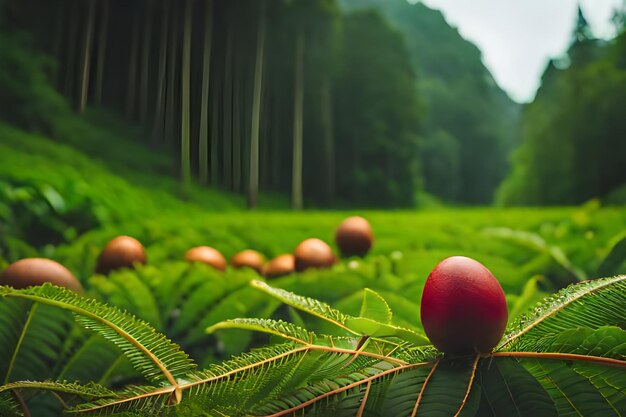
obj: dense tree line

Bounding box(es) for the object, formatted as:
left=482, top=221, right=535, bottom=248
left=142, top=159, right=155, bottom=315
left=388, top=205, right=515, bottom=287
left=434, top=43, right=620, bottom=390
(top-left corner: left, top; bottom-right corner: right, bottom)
left=4, top=0, right=422, bottom=208
left=342, top=0, right=521, bottom=204
left=498, top=9, right=626, bottom=205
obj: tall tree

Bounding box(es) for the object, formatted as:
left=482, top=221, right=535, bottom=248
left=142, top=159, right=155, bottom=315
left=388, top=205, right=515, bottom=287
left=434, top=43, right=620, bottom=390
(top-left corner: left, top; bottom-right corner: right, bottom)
left=152, top=0, right=170, bottom=146
left=78, top=0, right=96, bottom=113
left=198, top=0, right=213, bottom=184
left=180, top=0, right=192, bottom=195
left=320, top=74, right=335, bottom=202
left=63, top=0, right=78, bottom=101
left=291, top=30, right=305, bottom=210
left=222, top=19, right=234, bottom=190
left=126, top=4, right=141, bottom=119
left=247, top=0, right=267, bottom=208
left=164, top=2, right=180, bottom=147
left=139, top=0, right=153, bottom=122
left=94, top=0, right=109, bottom=105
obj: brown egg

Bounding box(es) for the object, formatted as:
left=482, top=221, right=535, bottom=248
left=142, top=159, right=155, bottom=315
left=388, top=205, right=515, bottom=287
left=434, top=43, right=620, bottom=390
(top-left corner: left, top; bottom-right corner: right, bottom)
left=231, top=250, right=265, bottom=274
left=0, top=258, right=83, bottom=293
left=335, top=216, right=373, bottom=257
left=185, top=246, right=227, bottom=271
left=96, top=235, right=147, bottom=275
left=294, top=238, right=335, bottom=272
left=263, top=254, right=295, bottom=278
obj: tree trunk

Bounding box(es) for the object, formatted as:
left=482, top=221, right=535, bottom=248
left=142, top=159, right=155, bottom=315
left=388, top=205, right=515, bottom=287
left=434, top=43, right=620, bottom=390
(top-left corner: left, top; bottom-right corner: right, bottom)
left=198, top=0, right=213, bottom=185
left=210, top=68, right=221, bottom=186
left=291, top=31, right=305, bottom=210
left=152, top=0, right=169, bottom=146
left=139, top=0, right=153, bottom=122
left=321, top=75, right=335, bottom=203
left=126, top=5, right=141, bottom=119
left=247, top=0, right=266, bottom=209
left=94, top=0, right=109, bottom=105
left=78, top=0, right=96, bottom=113
left=63, top=1, right=78, bottom=101
left=52, top=3, right=65, bottom=88
left=232, top=44, right=242, bottom=193
left=164, top=3, right=180, bottom=148
left=271, top=85, right=281, bottom=189
left=222, top=22, right=234, bottom=190
left=180, top=0, right=192, bottom=196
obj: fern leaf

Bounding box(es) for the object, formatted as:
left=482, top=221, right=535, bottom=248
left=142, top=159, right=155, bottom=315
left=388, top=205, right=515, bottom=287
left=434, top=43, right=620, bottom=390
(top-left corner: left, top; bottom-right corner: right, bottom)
left=0, top=297, right=74, bottom=383
left=207, top=318, right=315, bottom=344
left=483, top=227, right=586, bottom=281
left=0, top=380, right=115, bottom=399
left=0, top=392, right=23, bottom=417
left=252, top=280, right=356, bottom=334
left=414, top=355, right=481, bottom=417
left=500, top=275, right=625, bottom=352
left=0, top=284, right=196, bottom=387
left=522, top=359, right=621, bottom=416
left=477, top=357, right=556, bottom=417
left=252, top=281, right=429, bottom=345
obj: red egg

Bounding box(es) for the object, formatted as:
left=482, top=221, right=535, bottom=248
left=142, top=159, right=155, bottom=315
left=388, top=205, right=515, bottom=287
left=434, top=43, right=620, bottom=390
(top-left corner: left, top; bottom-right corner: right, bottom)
left=0, top=258, right=83, bottom=293
left=96, top=236, right=147, bottom=275
left=185, top=246, right=227, bottom=271
left=335, top=216, right=373, bottom=257
left=294, top=238, right=335, bottom=272
left=420, top=256, right=508, bottom=354
left=231, top=250, right=265, bottom=274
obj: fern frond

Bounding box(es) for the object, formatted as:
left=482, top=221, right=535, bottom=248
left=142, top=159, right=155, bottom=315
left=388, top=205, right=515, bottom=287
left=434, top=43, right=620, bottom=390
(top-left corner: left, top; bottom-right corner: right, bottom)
left=499, top=275, right=625, bottom=352
left=251, top=281, right=429, bottom=344
left=0, top=297, right=74, bottom=383
left=207, top=318, right=315, bottom=344
left=0, top=380, right=115, bottom=399
left=483, top=227, right=586, bottom=281
left=0, top=392, right=23, bottom=417
left=477, top=357, right=556, bottom=416
left=522, top=359, right=621, bottom=416
left=252, top=280, right=356, bottom=334
left=0, top=284, right=196, bottom=387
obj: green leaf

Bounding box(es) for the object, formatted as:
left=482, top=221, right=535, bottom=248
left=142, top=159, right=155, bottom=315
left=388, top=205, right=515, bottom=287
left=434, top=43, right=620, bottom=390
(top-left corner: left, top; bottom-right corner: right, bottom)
left=0, top=380, right=116, bottom=399
left=207, top=318, right=315, bottom=344
left=500, top=275, right=626, bottom=352
left=478, top=357, right=556, bottom=417
left=360, top=288, right=392, bottom=324
left=252, top=281, right=428, bottom=344
left=415, top=356, right=481, bottom=417
left=523, top=359, right=620, bottom=417
left=483, top=227, right=586, bottom=281
left=344, top=317, right=429, bottom=345
left=0, top=392, right=23, bottom=417
left=251, top=280, right=356, bottom=334
left=509, top=275, right=547, bottom=320
left=0, top=284, right=196, bottom=386
left=539, top=326, right=626, bottom=359
left=598, top=231, right=626, bottom=277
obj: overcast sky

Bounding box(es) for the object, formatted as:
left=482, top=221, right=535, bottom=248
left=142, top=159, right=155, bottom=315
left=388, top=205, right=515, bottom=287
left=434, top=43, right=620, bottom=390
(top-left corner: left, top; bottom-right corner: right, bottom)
left=418, top=0, right=623, bottom=102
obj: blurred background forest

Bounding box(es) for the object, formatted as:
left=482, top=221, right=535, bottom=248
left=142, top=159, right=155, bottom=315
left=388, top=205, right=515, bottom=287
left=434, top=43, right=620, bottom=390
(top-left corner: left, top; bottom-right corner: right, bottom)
left=2, top=0, right=624, bottom=211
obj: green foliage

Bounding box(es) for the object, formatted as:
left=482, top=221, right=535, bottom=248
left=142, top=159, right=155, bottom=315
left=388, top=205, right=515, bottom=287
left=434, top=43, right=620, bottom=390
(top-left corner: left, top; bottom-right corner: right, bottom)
left=341, top=0, right=520, bottom=204
left=0, top=278, right=623, bottom=416
left=499, top=31, right=626, bottom=205
left=333, top=8, right=420, bottom=206
left=500, top=275, right=626, bottom=352
left=0, top=31, right=70, bottom=135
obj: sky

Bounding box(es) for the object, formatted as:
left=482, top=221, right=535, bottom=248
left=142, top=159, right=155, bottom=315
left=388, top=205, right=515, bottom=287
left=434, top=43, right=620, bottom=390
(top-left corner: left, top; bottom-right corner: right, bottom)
left=419, top=0, right=623, bottom=102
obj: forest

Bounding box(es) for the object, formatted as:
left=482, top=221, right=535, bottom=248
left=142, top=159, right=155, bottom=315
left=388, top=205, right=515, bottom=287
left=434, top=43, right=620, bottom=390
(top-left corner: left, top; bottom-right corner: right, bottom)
left=5, top=0, right=623, bottom=208
left=0, top=0, right=625, bottom=416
